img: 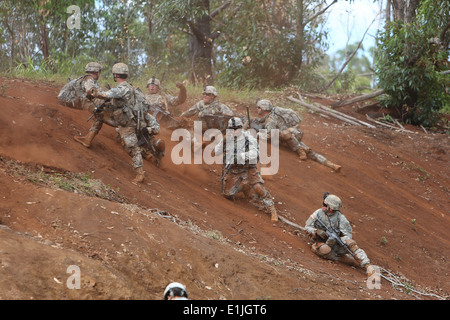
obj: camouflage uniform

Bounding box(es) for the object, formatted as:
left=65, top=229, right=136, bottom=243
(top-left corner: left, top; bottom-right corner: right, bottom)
left=214, top=118, right=278, bottom=221
left=57, top=62, right=101, bottom=110
left=255, top=99, right=341, bottom=172
left=82, top=77, right=116, bottom=136
left=144, top=77, right=186, bottom=129
left=139, top=113, right=166, bottom=166
left=57, top=62, right=118, bottom=148
left=180, top=86, right=234, bottom=132
left=305, top=195, right=371, bottom=269
left=256, top=102, right=304, bottom=153
left=145, top=92, right=178, bottom=114
left=99, top=81, right=146, bottom=169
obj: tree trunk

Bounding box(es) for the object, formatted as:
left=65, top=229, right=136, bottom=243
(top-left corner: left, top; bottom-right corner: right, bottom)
left=188, top=0, right=214, bottom=86
left=295, top=0, right=304, bottom=70
left=37, top=3, right=50, bottom=63
left=385, top=0, right=391, bottom=25
left=391, top=0, right=420, bottom=24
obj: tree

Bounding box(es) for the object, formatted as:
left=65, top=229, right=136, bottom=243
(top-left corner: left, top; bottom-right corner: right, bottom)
left=375, top=0, right=450, bottom=127
left=217, top=0, right=335, bottom=89
left=155, top=0, right=234, bottom=85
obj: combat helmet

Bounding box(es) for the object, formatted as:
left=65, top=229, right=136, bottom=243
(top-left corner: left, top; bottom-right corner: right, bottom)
left=147, top=77, right=160, bottom=87
left=203, top=85, right=218, bottom=97
left=112, top=62, right=129, bottom=75
left=85, top=62, right=102, bottom=73
left=324, top=194, right=342, bottom=211
left=228, top=117, right=243, bottom=129
left=256, top=99, right=273, bottom=111
left=163, top=282, right=188, bottom=300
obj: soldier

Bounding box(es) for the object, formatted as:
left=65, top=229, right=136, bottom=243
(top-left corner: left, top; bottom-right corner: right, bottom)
left=304, top=194, right=374, bottom=275
left=254, top=99, right=341, bottom=172
left=214, top=117, right=278, bottom=222
left=57, top=61, right=103, bottom=110
left=57, top=62, right=111, bottom=148
left=144, top=76, right=186, bottom=129
left=163, top=282, right=189, bottom=300
left=90, top=62, right=154, bottom=183
left=180, top=86, right=234, bottom=132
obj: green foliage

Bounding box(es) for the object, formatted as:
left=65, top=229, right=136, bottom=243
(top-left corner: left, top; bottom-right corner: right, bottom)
left=325, top=43, right=374, bottom=93
left=375, top=0, right=450, bottom=127
left=12, top=57, right=53, bottom=79
left=216, top=0, right=328, bottom=89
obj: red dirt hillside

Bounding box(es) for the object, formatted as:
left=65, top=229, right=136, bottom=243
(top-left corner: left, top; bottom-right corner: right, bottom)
left=0, top=77, right=449, bottom=300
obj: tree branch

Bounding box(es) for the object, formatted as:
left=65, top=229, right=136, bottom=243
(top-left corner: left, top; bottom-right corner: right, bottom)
left=319, top=17, right=376, bottom=93
left=210, top=0, right=232, bottom=19
left=305, top=0, right=337, bottom=25
left=331, top=89, right=385, bottom=108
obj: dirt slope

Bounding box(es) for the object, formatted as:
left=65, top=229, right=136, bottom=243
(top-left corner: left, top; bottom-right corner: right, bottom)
left=0, top=77, right=449, bottom=300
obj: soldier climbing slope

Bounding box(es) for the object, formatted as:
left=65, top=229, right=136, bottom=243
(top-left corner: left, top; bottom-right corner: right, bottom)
left=253, top=99, right=341, bottom=172
left=57, top=62, right=114, bottom=148
left=304, top=194, right=375, bottom=276
left=89, top=62, right=159, bottom=184
left=180, top=86, right=234, bottom=133
left=144, top=76, right=186, bottom=129
left=214, top=117, right=278, bottom=222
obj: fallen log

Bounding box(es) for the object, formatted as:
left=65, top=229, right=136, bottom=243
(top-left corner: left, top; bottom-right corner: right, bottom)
left=365, top=114, right=415, bottom=133
left=331, top=89, right=385, bottom=109
left=287, top=95, right=376, bottom=128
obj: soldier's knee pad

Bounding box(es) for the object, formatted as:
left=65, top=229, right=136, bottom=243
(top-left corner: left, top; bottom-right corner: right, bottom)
left=318, top=244, right=332, bottom=255
left=345, top=239, right=359, bottom=252
left=253, top=183, right=266, bottom=197
left=279, top=129, right=293, bottom=141
left=313, top=243, right=332, bottom=258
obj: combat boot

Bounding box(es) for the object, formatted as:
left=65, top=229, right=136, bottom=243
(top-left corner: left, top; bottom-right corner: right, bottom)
left=74, top=131, right=96, bottom=148
left=132, top=167, right=145, bottom=184
left=269, top=205, right=278, bottom=222
left=325, top=160, right=341, bottom=172
left=296, top=148, right=308, bottom=160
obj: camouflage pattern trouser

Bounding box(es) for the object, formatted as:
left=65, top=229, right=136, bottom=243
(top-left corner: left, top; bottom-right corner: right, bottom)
left=312, top=238, right=370, bottom=268
left=279, top=125, right=331, bottom=165
left=118, top=126, right=143, bottom=169
left=279, top=126, right=304, bottom=152
left=82, top=99, right=118, bottom=134
left=222, top=166, right=274, bottom=212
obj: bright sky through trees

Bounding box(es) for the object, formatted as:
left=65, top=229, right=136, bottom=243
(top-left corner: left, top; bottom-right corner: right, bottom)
left=325, top=0, right=383, bottom=57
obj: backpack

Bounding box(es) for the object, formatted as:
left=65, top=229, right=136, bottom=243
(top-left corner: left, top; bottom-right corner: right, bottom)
left=272, top=106, right=301, bottom=128
left=130, top=87, right=152, bottom=128
left=57, top=75, right=89, bottom=108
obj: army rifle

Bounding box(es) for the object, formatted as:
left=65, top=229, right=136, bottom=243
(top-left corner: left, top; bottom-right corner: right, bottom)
left=220, top=162, right=233, bottom=193
left=137, top=127, right=162, bottom=167
left=314, top=218, right=355, bottom=257
left=201, top=114, right=234, bottom=132
left=87, top=101, right=108, bottom=122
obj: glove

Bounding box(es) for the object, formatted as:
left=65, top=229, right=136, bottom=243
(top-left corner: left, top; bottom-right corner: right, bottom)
left=93, top=105, right=104, bottom=114
left=86, top=88, right=96, bottom=99
left=88, top=88, right=98, bottom=97
left=144, top=127, right=155, bottom=135
left=315, top=229, right=328, bottom=240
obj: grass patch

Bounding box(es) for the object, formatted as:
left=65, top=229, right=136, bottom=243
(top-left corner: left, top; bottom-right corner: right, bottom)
left=2, top=157, right=124, bottom=202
